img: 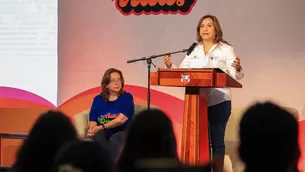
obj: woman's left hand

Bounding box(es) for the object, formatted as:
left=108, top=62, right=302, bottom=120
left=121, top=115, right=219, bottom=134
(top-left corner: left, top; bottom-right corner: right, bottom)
left=87, top=126, right=100, bottom=137
left=92, top=126, right=102, bottom=134
left=87, top=128, right=95, bottom=137
left=232, top=57, right=242, bottom=72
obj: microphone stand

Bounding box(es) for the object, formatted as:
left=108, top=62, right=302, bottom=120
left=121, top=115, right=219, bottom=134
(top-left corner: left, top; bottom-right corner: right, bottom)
left=127, top=49, right=188, bottom=109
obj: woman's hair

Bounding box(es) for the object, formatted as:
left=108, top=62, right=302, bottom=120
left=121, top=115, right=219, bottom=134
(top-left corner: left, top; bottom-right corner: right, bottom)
left=117, top=109, right=178, bottom=172
left=50, top=140, right=113, bottom=172
left=12, top=110, right=78, bottom=172
left=196, top=14, right=230, bottom=45
left=100, top=68, right=126, bottom=102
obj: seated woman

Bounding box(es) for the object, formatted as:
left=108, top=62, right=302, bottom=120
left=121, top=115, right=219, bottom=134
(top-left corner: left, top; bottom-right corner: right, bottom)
left=87, top=68, right=134, bottom=154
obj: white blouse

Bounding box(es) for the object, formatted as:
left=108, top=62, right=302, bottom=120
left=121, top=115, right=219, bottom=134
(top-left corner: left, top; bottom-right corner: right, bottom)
left=170, top=42, right=244, bottom=107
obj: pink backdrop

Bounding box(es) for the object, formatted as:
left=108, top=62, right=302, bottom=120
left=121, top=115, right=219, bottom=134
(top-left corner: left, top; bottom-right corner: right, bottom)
left=57, top=0, right=305, bottom=170
left=58, top=0, right=305, bottom=116
left=0, top=0, right=304, bottom=170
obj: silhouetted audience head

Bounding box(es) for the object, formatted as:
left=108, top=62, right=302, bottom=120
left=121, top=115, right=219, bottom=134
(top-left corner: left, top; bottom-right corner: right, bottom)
left=50, top=139, right=113, bottom=172
left=12, top=110, right=77, bottom=172
left=239, top=102, right=300, bottom=172
left=117, top=109, right=178, bottom=172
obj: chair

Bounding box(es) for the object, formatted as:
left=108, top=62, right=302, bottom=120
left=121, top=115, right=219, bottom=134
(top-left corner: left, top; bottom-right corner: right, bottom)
left=73, top=104, right=160, bottom=138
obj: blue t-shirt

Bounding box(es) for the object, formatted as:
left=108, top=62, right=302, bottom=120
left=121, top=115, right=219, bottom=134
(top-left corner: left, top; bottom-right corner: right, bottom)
left=89, top=92, right=135, bottom=136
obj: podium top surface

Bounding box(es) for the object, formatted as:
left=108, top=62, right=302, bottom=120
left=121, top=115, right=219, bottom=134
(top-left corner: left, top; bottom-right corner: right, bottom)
left=157, top=68, right=224, bottom=73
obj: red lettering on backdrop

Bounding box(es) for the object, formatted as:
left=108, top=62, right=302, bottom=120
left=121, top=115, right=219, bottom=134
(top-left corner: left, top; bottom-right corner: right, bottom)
left=119, top=0, right=129, bottom=7
left=148, top=0, right=158, bottom=6
left=116, top=0, right=197, bottom=16
left=166, top=0, right=176, bottom=6
left=140, top=0, right=149, bottom=6
left=176, top=0, right=184, bottom=6
left=158, top=0, right=166, bottom=6
left=130, top=0, right=140, bottom=7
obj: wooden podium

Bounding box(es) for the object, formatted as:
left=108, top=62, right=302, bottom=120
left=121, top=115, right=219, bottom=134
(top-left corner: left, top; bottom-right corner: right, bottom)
left=150, top=68, right=242, bottom=165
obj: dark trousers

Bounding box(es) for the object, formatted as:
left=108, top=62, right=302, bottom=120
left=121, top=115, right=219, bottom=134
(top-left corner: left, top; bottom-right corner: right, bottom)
left=208, top=101, right=232, bottom=156
left=93, top=130, right=126, bottom=161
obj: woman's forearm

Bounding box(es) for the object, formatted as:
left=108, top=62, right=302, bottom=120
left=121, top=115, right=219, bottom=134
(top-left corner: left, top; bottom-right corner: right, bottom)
left=94, top=119, right=123, bottom=132
left=102, top=114, right=128, bottom=130
left=104, top=117, right=125, bottom=129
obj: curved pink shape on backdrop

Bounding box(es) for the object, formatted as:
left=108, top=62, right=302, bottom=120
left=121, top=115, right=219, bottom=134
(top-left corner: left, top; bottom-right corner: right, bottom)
left=0, top=86, right=56, bottom=108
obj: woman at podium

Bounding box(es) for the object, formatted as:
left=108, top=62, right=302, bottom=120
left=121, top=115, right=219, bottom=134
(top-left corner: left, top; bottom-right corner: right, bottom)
left=163, top=15, right=244, bottom=172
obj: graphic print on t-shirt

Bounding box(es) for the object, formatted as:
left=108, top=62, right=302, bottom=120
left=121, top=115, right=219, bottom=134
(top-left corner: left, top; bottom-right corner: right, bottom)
left=97, top=113, right=119, bottom=125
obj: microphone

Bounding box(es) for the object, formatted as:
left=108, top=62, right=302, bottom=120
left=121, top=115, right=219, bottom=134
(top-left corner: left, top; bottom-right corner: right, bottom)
left=186, top=42, right=197, bottom=55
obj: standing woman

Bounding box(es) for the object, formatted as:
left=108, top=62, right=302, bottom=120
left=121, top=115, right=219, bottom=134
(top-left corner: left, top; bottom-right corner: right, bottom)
left=163, top=15, right=244, bottom=172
